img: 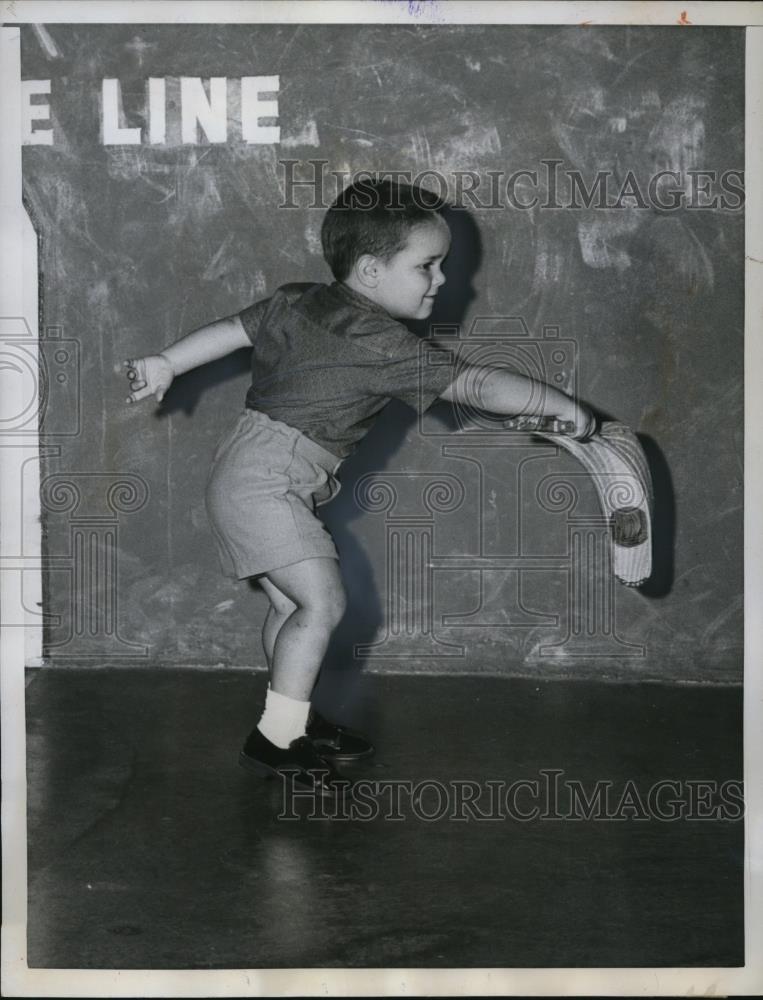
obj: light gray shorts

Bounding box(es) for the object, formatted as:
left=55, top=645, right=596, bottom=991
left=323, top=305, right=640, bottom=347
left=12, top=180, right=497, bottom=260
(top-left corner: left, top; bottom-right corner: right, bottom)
left=205, top=409, right=342, bottom=580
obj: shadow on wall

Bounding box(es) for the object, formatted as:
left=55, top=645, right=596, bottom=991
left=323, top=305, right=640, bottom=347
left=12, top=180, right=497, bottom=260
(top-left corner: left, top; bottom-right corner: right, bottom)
left=317, top=206, right=484, bottom=707
left=636, top=433, right=675, bottom=599
left=156, top=348, right=253, bottom=417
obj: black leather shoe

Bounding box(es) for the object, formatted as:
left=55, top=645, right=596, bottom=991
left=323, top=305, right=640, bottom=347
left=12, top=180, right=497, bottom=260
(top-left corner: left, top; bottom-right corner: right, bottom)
left=239, top=728, right=349, bottom=797
left=306, top=709, right=375, bottom=761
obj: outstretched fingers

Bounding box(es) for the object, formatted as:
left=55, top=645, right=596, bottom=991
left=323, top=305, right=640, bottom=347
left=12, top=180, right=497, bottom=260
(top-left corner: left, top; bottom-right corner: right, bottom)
left=126, top=384, right=156, bottom=404
left=124, top=358, right=149, bottom=403
left=123, top=354, right=173, bottom=405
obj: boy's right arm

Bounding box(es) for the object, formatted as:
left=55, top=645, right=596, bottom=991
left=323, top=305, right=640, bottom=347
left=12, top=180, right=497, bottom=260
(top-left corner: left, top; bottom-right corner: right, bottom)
left=124, top=314, right=250, bottom=404
left=440, top=364, right=596, bottom=441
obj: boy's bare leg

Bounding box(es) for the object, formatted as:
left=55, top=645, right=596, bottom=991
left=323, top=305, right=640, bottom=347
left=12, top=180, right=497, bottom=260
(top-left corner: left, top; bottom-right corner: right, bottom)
left=258, top=557, right=346, bottom=702
left=259, top=579, right=296, bottom=676
left=252, top=560, right=374, bottom=762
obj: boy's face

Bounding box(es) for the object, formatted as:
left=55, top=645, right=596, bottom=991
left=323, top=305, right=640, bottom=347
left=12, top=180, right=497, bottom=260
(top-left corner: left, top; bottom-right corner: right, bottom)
left=372, top=220, right=450, bottom=320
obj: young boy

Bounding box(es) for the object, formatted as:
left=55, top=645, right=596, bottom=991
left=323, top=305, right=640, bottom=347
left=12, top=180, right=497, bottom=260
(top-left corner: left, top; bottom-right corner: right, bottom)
left=124, top=179, right=595, bottom=798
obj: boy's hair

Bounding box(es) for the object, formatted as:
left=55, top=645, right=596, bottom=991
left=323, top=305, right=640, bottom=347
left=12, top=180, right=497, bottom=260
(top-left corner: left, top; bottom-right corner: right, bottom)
left=321, top=178, right=447, bottom=281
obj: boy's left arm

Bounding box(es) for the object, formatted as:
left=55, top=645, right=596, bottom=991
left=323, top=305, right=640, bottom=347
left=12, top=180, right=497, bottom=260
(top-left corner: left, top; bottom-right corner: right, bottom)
left=124, top=314, right=251, bottom=405
left=439, top=365, right=596, bottom=441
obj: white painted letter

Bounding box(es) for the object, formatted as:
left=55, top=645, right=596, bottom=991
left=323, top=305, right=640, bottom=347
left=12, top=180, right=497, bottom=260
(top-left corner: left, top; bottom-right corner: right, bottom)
left=180, top=77, right=227, bottom=144
left=102, top=79, right=141, bottom=144
left=241, top=75, right=280, bottom=144
left=148, top=77, right=166, bottom=144
left=21, top=80, right=53, bottom=145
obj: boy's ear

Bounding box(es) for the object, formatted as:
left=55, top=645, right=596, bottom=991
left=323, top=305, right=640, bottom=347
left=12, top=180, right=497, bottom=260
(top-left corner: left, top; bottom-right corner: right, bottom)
left=355, top=254, right=380, bottom=288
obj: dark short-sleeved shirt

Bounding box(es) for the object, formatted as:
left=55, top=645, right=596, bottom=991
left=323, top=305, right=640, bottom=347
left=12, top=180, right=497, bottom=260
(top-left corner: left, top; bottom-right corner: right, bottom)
left=238, top=281, right=456, bottom=459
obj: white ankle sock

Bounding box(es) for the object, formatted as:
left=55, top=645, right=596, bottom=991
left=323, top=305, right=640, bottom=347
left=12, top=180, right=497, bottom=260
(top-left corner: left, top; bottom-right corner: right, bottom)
left=256, top=686, right=311, bottom=749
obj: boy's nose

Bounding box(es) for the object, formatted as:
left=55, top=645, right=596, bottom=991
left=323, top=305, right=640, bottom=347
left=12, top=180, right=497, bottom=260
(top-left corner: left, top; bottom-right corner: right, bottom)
left=432, top=270, right=446, bottom=289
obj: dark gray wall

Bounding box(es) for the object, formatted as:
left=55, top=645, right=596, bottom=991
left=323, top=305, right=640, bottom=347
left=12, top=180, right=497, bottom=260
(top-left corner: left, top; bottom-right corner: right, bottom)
left=22, top=24, right=744, bottom=681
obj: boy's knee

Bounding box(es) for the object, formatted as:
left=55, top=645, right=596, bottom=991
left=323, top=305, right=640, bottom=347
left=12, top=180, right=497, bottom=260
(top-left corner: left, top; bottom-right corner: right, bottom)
left=297, top=580, right=345, bottom=627
left=313, top=586, right=347, bottom=627
left=267, top=561, right=346, bottom=625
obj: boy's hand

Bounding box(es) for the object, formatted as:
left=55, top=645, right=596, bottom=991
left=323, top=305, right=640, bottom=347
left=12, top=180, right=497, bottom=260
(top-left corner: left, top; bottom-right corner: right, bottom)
left=123, top=355, right=175, bottom=404
left=503, top=403, right=597, bottom=442
left=553, top=394, right=597, bottom=442
left=569, top=402, right=597, bottom=442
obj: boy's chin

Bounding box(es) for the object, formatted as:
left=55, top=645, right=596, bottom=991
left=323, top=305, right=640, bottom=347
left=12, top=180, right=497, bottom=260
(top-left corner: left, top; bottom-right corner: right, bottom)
left=396, top=298, right=436, bottom=321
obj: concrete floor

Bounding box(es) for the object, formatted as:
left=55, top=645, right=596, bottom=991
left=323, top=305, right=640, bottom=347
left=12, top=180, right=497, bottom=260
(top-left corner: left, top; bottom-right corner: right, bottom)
left=25, top=667, right=743, bottom=969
